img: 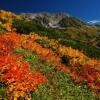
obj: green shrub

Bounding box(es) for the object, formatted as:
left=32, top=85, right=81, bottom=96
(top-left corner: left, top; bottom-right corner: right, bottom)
left=0, top=28, right=5, bottom=33
left=13, top=19, right=40, bottom=34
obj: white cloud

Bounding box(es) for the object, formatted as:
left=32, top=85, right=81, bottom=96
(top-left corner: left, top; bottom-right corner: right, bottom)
left=88, top=20, right=100, bottom=24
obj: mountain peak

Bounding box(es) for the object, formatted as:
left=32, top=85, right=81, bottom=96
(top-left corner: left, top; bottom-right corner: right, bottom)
left=21, top=12, right=86, bottom=28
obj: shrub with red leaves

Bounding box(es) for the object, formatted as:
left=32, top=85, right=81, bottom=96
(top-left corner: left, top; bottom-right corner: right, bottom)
left=69, top=63, right=100, bottom=93
left=0, top=32, right=47, bottom=99
left=0, top=32, right=21, bottom=56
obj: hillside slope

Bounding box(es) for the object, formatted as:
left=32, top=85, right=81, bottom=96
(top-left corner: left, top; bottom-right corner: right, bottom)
left=0, top=10, right=100, bottom=99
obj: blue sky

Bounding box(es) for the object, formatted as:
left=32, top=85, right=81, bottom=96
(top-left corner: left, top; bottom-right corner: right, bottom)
left=0, top=0, right=100, bottom=21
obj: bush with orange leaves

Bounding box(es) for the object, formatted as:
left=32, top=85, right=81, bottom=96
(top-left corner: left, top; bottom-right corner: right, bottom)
left=86, top=59, right=100, bottom=70
left=0, top=32, right=47, bottom=99
left=0, top=54, right=47, bottom=98
left=0, top=32, right=21, bottom=56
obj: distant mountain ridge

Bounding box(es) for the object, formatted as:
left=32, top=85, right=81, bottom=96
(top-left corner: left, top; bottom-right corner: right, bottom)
left=20, top=12, right=87, bottom=28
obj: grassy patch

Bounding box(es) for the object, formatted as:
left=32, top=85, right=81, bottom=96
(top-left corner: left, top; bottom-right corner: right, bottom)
left=32, top=71, right=99, bottom=100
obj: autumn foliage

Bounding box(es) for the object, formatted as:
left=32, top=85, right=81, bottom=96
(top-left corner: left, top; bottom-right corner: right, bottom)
left=0, top=10, right=100, bottom=100
left=22, top=33, right=100, bottom=94
left=0, top=10, right=21, bottom=31
left=0, top=10, right=100, bottom=98
left=0, top=32, right=47, bottom=99
left=0, top=31, right=100, bottom=99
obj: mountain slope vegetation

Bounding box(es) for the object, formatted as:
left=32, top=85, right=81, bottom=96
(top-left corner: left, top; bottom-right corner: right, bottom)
left=0, top=10, right=100, bottom=100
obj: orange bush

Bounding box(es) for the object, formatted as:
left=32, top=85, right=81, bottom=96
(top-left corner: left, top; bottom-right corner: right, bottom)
left=0, top=32, right=47, bottom=99
left=0, top=32, right=21, bottom=56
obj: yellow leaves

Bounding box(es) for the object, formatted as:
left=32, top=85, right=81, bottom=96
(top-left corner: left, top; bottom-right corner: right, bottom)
left=0, top=21, right=2, bottom=25
left=15, top=15, right=21, bottom=20
left=2, top=23, right=12, bottom=31
left=0, top=10, right=22, bottom=32
left=96, top=72, right=100, bottom=81
left=13, top=91, right=25, bottom=99
left=14, top=97, right=17, bottom=100
left=59, top=46, right=87, bottom=65
left=13, top=92, right=19, bottom=99
left=13, top=91, right=31, bottom=99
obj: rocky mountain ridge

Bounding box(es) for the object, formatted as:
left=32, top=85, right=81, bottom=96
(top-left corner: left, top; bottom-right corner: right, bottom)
left=21, top=12, right=87, bottom=28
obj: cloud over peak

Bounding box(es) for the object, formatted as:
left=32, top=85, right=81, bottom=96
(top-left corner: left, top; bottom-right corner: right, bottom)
left=88, top=20, right=100, bottom=24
